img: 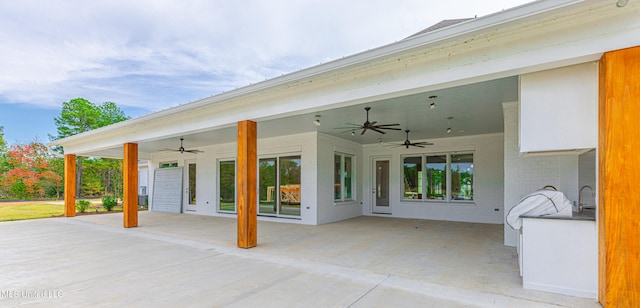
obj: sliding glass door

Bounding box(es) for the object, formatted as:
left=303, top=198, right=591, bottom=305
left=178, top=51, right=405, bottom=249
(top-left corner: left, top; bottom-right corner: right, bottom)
left=258, top=156, right=301, bottom=218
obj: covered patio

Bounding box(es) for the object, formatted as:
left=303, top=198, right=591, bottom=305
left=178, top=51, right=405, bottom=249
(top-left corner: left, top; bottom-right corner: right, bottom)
left=1, top=212, right=598, bottom=307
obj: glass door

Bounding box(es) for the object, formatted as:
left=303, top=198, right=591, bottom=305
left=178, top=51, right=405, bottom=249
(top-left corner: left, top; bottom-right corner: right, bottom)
left=372, top=158, right=391, bottom=214
left=258, top=156, right=301, bottom=218
left=183, top=160, right=197, bottom=212
left=218, top=160, right=236, bottom=213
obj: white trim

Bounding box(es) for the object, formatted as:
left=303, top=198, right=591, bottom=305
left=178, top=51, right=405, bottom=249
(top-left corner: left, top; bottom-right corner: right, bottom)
left=48, top=0, right=640, bottom=157
left=523, top=282, right=597, bottom=299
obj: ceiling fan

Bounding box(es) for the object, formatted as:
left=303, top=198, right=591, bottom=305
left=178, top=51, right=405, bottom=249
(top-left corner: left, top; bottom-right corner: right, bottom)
left=389, top=130, right=434, bottom=148
left=336, top=107, right=401, bottom=135
left=161, top=137, right=204, bottom=154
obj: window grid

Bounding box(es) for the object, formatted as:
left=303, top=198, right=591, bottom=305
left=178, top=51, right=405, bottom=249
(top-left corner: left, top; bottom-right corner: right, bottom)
left=401, top=152, right=474, bottom=203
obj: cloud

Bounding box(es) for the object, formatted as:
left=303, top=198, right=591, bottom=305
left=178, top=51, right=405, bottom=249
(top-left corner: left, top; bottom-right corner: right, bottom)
left=0, top=0, right=531, bottom=111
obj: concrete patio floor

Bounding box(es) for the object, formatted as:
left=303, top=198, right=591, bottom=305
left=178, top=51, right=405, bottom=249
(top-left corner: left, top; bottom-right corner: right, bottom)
left=1, top=212, right=600, bottom=307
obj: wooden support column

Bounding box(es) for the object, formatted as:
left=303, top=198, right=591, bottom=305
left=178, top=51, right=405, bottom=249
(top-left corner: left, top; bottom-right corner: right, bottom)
left=237, top=120, right=257, bottom=248
left=599, top=46, right=640, bottom=307
left=123, top=143, right=138, bottom=228
left=63, top=154, right=76, bottom=217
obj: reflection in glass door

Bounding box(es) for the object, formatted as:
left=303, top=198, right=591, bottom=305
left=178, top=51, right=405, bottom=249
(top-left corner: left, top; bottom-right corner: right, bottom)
left=218, top=160, right=236, bottom=213
left=184, top=160, right=197, bottom=212
left=258, top=156, right=301, bottom=218
left=279, top=156, right=301, bottom=217
left=372, top=158, right=391, bottom=214
left=258, top=158, right=277, bottom=216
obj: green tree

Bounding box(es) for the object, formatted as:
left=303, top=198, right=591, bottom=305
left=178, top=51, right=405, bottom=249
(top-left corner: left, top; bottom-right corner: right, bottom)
left=0, top=126, right=7, bottom=175
left=51, top=98, right=129, bottom=198
left=98, top=102, right=129, bottom=127
left=0, top=126, right=6, bottom=153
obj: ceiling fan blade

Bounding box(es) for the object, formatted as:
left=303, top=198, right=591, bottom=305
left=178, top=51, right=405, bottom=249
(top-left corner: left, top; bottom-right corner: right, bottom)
left=375, top=127, right=402, bottom=131
left=369, top=127, right=387, bottom=134
left=160, top=148, right=180, bottom=152
left=369, top=121, right=378, bottom=126
left=336, top=129, right=358, bottom=134
left=184, top=149, right=204, bottom=154
left=414, top=142, right=434, bottom=146
left=334, top=125, right=362, bottom=130
left=410, top=144, right=426, bottom=148
left=360, top=127, right=368, bottom=135
left=375, top=123, right=401, bottom=127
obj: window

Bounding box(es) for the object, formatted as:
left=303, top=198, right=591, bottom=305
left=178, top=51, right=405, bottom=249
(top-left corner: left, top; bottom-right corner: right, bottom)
left=401, top=152, right=474, bottom=203
left=451, top=154, right=474, bottom=200
left=402, top=156, right=422, bottom=200
left=159, top=161, right=178, bottom=168
left=426, top=155, right=446, bottom=200
left=218, top=160, right=236, bottom=213
left=334, top=153, right=354, bottom=201
left=259, top=155, right=301, bottom=217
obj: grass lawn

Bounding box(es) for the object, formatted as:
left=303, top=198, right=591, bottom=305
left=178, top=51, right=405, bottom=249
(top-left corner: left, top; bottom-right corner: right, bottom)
left=0, top=201, right=133, bottom=222
left=0, top=203, right=64, bottom=222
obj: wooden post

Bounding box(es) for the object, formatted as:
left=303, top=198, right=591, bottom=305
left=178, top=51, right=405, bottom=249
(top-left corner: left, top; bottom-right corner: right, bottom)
left=64, top=154, right=76, bottom=217
left=237, top=120, right=257, bottom=248
left=123, top=143, right=138, bottom=228
left=599, top=46, right=640, bottom=307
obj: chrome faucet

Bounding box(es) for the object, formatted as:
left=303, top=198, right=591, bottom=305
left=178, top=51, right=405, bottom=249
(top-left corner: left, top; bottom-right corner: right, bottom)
left=579, top=185, right=595, bottom=213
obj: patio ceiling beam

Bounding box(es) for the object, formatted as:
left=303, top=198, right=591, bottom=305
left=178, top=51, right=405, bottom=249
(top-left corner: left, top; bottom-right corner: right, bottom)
left=598, top=46, right=640, bottom=307
left=123, top=143, right=138, bottom=228
left=237, top=120, right=257, bottom=248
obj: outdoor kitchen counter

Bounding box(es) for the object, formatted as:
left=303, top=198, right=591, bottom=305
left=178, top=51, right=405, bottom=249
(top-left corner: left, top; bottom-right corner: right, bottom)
left=518, top=214, right=597, bottom=299
left=520, top=210, right=596, bottom=221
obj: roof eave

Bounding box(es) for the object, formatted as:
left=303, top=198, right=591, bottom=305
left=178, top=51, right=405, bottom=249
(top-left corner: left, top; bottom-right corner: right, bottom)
left=48, top=0, right=583, bottom=148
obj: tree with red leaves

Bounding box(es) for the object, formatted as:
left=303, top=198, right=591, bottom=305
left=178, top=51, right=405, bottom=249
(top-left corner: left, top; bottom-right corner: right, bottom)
left=0, top=142, right=62, bottom=199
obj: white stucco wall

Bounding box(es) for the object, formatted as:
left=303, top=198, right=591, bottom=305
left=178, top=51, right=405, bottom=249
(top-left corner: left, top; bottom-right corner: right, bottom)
left=316, top=133, right=364, bottom=224
left=361, top=133, right=505, bottom=224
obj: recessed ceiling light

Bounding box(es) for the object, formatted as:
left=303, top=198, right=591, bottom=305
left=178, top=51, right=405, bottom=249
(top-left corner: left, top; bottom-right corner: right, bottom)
left=313, top=115, right=321, bottom=126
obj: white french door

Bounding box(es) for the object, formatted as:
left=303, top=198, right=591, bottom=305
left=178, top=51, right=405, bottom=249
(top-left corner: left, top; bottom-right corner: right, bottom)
left=183, top=160, right=197, bottom=212
left=372, top=158, right=391, bottom=214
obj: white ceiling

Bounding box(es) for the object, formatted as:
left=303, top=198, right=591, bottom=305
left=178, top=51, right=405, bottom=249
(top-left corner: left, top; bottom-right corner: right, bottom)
left=133, top=76, right=517, bottom=155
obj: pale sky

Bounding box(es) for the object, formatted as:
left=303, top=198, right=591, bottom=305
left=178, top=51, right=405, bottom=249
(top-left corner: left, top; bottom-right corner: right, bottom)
left=0, top=0, right=532, bottom=144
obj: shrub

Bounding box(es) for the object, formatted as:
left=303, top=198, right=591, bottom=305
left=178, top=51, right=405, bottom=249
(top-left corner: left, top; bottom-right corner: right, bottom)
left=76, top=200, right=91, bottom=213
left=102, top=196, right=118, bottom=211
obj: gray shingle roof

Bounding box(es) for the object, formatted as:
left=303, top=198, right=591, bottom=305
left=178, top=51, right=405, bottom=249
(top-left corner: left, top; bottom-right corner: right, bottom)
left=405, top=18, right=474, bottom=39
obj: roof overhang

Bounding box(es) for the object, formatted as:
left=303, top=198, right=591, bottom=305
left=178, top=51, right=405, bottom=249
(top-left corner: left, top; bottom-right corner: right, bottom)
left=48, top=0, right=640, bottom=157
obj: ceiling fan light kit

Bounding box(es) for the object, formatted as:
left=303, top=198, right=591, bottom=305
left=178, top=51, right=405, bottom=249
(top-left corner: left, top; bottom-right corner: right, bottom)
left=392, top=130, right=434, bottom=148
left=428, top=95, right=438, bottom=109
left=162, top=137, right=204, bottom=154
left=335, top=107, right=401, bottom=135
